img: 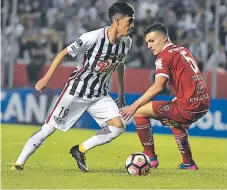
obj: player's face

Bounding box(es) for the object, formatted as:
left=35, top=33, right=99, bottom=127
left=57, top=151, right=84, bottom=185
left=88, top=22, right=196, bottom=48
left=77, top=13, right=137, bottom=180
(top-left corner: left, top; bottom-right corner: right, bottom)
left=116, top=16, right=135, bottom=36
left=145, top=31, right=167, bottom=55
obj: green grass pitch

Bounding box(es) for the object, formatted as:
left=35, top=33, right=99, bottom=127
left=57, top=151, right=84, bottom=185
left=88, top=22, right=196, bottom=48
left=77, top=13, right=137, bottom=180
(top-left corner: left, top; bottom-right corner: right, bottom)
left=1, top=124, right=227, bottom=189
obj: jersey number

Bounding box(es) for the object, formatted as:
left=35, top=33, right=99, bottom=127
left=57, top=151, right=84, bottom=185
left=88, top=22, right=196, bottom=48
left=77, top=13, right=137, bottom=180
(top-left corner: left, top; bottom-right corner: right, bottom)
left=180, top=50, right=199, bottom=73
left=59, top=107, right=69, bottom=118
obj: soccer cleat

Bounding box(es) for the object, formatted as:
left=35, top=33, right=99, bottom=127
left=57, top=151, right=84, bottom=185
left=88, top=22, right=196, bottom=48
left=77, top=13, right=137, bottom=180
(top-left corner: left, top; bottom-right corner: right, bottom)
left=70, top=145, right=88, bottom=172
left=10, top=163, right=23, bottom=171
left=178, top=161, right=199, bottom=170
left=149, top=155, right=159, bottom=168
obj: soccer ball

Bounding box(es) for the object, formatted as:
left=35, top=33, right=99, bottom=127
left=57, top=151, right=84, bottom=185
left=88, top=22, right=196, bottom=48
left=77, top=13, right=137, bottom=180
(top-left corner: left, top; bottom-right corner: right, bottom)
left=125, top=152, right=151, bottom=176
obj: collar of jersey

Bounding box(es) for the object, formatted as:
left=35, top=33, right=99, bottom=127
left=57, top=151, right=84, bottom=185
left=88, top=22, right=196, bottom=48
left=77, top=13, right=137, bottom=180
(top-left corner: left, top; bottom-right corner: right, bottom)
left=104, top=26, right=111, bottom=43
left=162, top=43, right=173, bottom=51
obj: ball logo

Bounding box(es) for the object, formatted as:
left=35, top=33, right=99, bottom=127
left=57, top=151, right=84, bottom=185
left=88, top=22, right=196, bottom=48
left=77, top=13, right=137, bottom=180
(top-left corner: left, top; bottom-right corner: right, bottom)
left=138, top=158, right=142, bottom=162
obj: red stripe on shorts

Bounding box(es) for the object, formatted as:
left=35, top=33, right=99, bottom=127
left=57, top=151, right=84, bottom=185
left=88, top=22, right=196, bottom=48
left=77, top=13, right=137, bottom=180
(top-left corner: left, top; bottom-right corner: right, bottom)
left=45, top=65, right=86, bottom=124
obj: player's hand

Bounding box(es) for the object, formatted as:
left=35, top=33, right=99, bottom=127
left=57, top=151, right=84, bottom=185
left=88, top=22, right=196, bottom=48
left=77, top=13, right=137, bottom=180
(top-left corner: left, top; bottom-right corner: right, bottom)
left=35, top=78, right=49, bottom=93
left=115, top=94, right=125, bottom=108
left=120, top=104, right=138, bottom=122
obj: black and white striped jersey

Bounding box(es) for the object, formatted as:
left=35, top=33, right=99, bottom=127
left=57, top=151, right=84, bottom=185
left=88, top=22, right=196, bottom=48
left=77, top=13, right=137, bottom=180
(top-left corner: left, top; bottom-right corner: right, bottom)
left=66, top=27, right=132, bottom=99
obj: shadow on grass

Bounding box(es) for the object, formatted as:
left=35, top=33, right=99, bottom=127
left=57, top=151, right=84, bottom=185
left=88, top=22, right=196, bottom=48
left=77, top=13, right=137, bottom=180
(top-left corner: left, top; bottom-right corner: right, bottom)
left=89, top=168, right=126, bottom=174
left=42, top=166, right=126, bottom=174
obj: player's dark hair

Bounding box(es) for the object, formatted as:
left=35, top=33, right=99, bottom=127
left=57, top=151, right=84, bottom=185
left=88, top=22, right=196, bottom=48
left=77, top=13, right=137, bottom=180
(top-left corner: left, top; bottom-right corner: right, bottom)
left=108, top=2, right=135, bottom=23
left=144, top=23, right=168, bottom=37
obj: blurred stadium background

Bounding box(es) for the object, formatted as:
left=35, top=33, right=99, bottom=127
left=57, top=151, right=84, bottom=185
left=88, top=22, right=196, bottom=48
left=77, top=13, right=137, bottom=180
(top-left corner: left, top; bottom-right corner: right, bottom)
left=1, top=0, right=227, bottom=137
left=1, top=0, right=227, bottom=188
left=1, top=0, right=227, bottom=93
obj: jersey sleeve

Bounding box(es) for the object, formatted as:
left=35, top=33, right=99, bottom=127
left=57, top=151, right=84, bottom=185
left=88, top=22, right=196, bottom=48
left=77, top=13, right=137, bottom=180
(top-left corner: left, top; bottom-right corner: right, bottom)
left=124, top=36, right=132, bottom=55
left=119, top=36, right=132, bottom=64
left=66, top=32, right=96, bottom=57
left=126, top=37, right=132, bottom=52
left=155, top=57, right=170, bottom=79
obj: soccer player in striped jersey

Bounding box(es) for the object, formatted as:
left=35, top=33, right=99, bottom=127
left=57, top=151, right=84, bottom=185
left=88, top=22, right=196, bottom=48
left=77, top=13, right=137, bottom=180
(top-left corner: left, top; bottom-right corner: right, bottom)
left=10, top=2, right=135, bottom=172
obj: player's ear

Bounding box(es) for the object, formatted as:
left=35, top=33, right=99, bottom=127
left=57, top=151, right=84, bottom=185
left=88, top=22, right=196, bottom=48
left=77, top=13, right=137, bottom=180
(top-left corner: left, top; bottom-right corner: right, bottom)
left=115, top=17, right=120, bottom=25
left=163, top=35, right=168, bottom=43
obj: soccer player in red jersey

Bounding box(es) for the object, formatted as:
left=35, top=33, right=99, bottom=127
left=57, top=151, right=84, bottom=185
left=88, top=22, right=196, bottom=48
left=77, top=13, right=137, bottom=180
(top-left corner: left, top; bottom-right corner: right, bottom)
left=121, top=23, right=210, bottom=170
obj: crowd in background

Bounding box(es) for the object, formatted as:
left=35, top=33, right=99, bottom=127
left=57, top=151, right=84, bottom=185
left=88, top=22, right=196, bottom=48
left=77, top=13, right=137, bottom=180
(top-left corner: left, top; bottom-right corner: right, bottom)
left=1, top=0, right=227, bottom=87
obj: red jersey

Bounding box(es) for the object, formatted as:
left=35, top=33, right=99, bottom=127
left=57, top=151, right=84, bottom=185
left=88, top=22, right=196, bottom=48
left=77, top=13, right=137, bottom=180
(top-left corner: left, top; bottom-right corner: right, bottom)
left=155, top=43, right=210, bottom=112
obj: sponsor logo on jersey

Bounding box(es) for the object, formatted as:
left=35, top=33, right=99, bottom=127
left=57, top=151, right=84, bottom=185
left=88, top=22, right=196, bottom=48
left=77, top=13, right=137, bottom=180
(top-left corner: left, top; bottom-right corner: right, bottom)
left=95, top=61, right=111, bottom=73
left=155, top=58, right=163, bottom=70
left=196, top=81, right=206, bottom=94
left=192, top=75, right=203, bottom=81
left=189, top=94, right=210, bottom=103
left=54, top=116, right=65, bottom=125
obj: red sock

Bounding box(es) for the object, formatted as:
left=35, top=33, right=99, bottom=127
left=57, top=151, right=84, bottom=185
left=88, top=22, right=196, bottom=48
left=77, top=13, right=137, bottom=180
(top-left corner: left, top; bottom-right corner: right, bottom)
left=134, top=116, right=156, bottom=158
left=170, top=127, right=193, bottom=164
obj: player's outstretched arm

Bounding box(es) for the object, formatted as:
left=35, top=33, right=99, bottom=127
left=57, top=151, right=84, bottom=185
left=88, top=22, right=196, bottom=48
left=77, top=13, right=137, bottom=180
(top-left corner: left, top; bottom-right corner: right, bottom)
left=136, top=76, right=167, bottom=105
left=35, top=48, right=68, bottom=92
left=121, top=76, right=168, bottom=121
left=134, top=76, right=168, bottom=107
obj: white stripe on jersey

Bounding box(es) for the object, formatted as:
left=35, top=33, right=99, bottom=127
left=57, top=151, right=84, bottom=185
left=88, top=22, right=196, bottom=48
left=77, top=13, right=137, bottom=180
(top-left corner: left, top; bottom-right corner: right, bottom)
left=83, top=35, right=110, bottom=97
left=67, top=27, right=132, bottom=99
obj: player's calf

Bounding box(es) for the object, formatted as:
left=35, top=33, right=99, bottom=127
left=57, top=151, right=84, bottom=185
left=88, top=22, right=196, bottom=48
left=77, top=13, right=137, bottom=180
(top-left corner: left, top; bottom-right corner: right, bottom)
left=70, top=123, right=125, bottom=172
left=10, top=124, right=56, bottom=171
left=171, top=127, right=194, bottom=164
left=134, top=116, right=157, bottom=159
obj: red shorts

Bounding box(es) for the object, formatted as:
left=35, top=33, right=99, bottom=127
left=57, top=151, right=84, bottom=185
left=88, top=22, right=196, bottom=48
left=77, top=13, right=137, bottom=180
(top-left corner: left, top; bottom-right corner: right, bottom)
left=152, top=101, right=208, bottom=129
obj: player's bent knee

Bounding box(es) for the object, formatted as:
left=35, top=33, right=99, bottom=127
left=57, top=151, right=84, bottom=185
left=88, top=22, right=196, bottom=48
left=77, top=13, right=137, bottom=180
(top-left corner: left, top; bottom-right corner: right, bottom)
left=96, top=125, right=125, bottom=143
left=30, top=123, right=55, bottom=140
left=41, top=123, right=56, bottom=139
left=106, top=116, right=125, bottom=128
left=134, top=102, right=159, bottom=119
left=110, top=126, right=125, bottom=141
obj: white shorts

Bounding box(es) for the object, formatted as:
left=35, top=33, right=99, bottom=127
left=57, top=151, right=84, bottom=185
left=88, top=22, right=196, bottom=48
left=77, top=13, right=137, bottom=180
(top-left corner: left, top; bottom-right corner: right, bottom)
left=45, top=86, right=121, bottom=131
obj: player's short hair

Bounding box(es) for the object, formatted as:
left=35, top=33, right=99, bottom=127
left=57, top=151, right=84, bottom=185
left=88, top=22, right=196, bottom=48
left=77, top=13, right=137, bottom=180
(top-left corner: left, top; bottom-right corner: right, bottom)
left=108, top=2, right=135, bottom=23
left=144, top=23, right=168, bottom=37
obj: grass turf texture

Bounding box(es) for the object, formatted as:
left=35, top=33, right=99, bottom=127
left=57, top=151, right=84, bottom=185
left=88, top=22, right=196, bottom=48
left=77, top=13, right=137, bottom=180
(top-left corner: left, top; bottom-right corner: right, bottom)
left=1, top=124, right=227, bottom=189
